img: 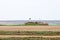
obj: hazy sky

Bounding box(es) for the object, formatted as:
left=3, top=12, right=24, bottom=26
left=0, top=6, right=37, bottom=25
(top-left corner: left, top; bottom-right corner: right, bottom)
left=0, top=0, right=60, bottom=20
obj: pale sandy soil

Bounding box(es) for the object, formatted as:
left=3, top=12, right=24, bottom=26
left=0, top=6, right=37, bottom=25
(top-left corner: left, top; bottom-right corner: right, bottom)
left=0, top=35, right=60, bottom=38
left=0, top=26, right=60, bottom=31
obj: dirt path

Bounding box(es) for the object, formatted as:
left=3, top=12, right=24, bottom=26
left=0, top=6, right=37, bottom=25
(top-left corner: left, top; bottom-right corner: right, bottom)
left=0, top=26, right=60, bottom=31
left=0, top=26, right=60, bottom=38
left=0, top=35, right=60, bottom=38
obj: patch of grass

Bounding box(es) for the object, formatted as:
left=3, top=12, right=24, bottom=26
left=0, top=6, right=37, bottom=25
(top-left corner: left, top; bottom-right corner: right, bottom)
left=0, top=24, right=23, bottom=26
left=0, top=24, right=48, bottom=26
left=0, top=22, right=48, bottom=26
left=0, top=31, right=60, bottom=36
left=0, top=37, right=60, bottom=40
left=24, top=22, right=48, bottom=26
left=24, top=23, right=48, bottom=26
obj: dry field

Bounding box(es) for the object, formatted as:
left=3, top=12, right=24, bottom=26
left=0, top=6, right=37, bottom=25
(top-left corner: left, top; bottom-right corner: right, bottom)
left=0, top=26, right=60, bottom=31
left=0, top=26, right=60, bottom=38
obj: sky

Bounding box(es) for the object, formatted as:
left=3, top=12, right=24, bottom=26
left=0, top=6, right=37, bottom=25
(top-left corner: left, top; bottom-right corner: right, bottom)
left=0, top=0, right=60, bottom=20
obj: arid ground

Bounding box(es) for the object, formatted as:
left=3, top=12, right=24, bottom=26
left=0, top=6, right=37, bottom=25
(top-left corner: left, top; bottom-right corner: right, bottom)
left=0, top=26, right=60, bottom=38
left=0, top=26, right=60, bottom=31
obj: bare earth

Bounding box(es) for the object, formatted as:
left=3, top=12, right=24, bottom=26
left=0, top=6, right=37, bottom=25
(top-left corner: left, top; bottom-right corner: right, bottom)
left=0, top=26, right=60, bottom=31
left=0, top=26, right=60, bottom=38
left=0, top=35, right=60, bottom=38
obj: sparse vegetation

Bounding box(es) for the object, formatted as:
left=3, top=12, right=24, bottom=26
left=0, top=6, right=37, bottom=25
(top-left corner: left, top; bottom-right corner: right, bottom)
left=24, top=22, right=48, bottom=26
left=0, top=22, right=48, bottom=26
left=0, top=37, right=60, bottom=40
left=0, top=24, right=23, bottom=26
left=0, top=31, right=60, bottom=35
